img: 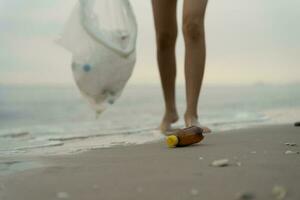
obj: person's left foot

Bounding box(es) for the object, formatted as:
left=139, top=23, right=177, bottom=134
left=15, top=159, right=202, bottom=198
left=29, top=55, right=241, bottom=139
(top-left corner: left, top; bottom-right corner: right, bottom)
left=159, top=111, right=179, bottom=135
left=184, top=114, right=211, bottom=133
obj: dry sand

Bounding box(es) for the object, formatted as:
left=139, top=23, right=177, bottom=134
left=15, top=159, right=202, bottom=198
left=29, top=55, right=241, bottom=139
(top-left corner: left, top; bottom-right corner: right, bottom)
left=0, top=124, right=299, bottom=200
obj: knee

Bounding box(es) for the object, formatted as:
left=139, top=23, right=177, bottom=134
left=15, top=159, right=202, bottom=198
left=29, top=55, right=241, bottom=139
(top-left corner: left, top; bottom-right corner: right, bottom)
left=182, top=15, right=204, bottom=42
left=156, top=31, right=177, bottom=51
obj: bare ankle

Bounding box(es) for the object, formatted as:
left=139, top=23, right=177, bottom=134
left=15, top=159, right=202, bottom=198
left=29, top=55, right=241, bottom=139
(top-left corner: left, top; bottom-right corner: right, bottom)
left=159, top=110, right=179, bottom=134
left=164, top=111, right=178, bottom=121
left=184, top=112, right=198, bottom=120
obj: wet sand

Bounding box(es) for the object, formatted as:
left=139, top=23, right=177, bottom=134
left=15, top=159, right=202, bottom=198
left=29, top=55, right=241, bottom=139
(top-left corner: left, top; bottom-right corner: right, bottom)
left=0, top=124, right=299, bottom=200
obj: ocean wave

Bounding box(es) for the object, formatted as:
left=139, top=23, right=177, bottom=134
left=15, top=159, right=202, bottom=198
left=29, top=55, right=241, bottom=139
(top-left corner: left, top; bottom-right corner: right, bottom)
left=13, top=141, right=64, bottom=151
left=211, top=117, right=268, bottom=126
left=0, top=131, right=31, bottom=138
left=47, top=127, right=156, bottom=142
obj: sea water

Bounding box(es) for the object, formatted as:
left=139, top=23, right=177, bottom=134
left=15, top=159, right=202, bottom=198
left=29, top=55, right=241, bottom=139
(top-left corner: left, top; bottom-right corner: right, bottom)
left=0, top=83, right=299, bottom=156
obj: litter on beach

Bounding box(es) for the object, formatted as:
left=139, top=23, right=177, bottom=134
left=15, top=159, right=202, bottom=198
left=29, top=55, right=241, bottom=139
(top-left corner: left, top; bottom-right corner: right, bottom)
left=211, top=159, right=229, bottom=167
left=272, top=185, right=287, bottom=200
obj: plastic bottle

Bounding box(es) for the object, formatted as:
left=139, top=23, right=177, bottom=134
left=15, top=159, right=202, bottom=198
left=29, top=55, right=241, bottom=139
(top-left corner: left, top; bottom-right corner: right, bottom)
left=166, top=126, right=204, bottom=148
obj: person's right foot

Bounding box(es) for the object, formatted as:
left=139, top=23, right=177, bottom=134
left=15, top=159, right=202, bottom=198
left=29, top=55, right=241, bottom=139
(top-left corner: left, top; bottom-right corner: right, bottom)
left=184, top=114, right=211, bottom=133
left=159, top=112, right=179, bottom=135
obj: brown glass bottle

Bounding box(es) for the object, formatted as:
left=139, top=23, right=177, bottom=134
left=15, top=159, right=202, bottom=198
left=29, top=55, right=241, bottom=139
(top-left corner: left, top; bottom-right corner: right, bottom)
left=166, top=126, right=204, bottom=148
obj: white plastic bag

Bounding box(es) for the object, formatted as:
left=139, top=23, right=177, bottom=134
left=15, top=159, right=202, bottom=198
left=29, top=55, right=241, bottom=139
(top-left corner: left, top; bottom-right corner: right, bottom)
left=58, top=0, right=137, bottom=114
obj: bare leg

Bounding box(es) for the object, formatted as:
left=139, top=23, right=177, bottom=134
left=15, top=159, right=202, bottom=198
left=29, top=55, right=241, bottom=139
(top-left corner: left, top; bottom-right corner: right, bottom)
left=152, top=0, right=179, bottom=133
left=183, top=0, right=211, bottom=132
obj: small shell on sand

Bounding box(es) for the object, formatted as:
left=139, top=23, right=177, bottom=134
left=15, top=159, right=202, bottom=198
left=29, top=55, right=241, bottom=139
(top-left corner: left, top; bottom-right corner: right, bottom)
left=211, top=159, right=229, bottom=167
left=136, top=186, right=144, bottom=193
left=272, top=185, right=287, bottom=200
left=190, top=188, right=199, bottom=196
left=285, top=150, right=299, bottom=154
left=57, top=192, right=70, bottom=199
left=92, top=184, right=100, bottom=189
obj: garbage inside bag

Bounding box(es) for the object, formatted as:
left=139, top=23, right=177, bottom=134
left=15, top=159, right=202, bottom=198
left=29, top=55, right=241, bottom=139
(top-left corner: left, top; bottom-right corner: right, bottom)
left=57, top=0, right=137, bottom=114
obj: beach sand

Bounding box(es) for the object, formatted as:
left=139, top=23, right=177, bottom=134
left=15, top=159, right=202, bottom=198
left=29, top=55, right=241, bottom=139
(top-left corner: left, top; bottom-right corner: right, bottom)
left=0, top=124, right=299, bottom=200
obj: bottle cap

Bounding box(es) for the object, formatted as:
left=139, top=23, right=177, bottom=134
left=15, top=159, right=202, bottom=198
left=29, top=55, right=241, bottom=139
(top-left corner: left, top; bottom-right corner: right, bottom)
left=166, top=135, right=179, bottom=148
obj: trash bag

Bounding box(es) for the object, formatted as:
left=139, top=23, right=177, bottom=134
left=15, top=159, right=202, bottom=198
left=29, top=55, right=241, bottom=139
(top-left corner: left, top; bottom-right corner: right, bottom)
left=57, top=0, right=137, bottom=114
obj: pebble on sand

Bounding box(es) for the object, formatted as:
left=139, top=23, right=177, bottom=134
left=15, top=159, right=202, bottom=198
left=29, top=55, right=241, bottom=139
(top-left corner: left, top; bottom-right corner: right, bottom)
left=211, top=159, right=229, bottom=167
left=285, top=150, right=300, bottom=155
left=235, top=192, right=255, bottom=200
left=57, top=192, right=70, bottom=199
left=294, top=122, right=300, bottom=127
left=284, top=143, right=297, bottom=147
left=272, top=185, right=287, bottom=200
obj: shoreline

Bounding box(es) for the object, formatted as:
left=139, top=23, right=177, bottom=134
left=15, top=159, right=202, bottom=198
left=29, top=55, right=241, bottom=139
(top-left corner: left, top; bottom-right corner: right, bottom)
left=0, top=122, right=296, bottom=158
left=0, top=124, right=299, bottom=200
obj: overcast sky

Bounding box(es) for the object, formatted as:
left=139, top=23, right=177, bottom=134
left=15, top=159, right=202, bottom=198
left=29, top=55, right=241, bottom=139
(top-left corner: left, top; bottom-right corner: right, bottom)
left=0, top=0, right=299, bottom=86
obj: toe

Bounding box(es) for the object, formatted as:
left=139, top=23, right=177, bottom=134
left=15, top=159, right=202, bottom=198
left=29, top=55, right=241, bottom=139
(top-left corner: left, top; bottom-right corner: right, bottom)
left=201, top=126, right=212, bottom=133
